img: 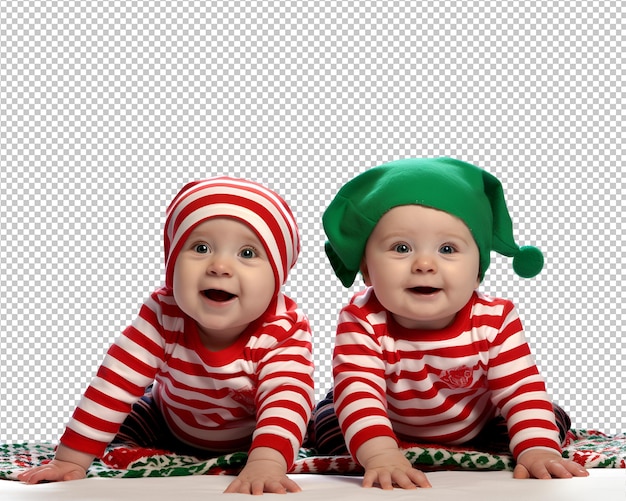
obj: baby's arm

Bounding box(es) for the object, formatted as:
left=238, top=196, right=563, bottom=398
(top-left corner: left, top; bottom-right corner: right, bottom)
left=223, top=446, right=301, bottom=495
left=513, top=449, right=589, bottom=479
left=17, top=444, right=93, bottom=484
left=356, top=436, right=431, bottom=490
left=331, top=303, right=430, bottom=489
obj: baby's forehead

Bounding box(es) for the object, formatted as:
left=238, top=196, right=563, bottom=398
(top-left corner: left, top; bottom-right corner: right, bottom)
left=370, top=204, right=476, bottom=244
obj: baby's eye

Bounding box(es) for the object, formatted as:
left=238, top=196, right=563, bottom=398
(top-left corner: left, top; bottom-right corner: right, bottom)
left=239, top=247, right=257, bottom=259
left=393, top=243, right=411, bottom=254
left=439, top=244, right=456, bottom=254
left=194, top=243, right=209, bottom=254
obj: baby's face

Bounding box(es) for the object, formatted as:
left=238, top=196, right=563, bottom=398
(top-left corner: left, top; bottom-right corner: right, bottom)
left=361, top=205, right=480, bottom=330
left=173, top=217, right=275, bottom=350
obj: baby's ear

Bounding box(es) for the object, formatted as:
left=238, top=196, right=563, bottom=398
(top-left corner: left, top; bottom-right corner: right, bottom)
left=360, top=257, right=372, bottom=286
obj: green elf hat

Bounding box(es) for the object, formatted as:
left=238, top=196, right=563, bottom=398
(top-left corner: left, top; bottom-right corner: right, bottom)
left=323, top=157, right=544, bottom=287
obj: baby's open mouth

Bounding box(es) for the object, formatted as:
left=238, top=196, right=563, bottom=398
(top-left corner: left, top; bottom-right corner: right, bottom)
left=203, top=289, right=237, bottom=302
left=410, top=287, right=441, bottom=295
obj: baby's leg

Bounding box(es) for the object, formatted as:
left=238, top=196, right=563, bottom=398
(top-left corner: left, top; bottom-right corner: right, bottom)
left=113, top=387, right=168, bottom=448
left=469, top=403, right=572, bottom=452
left=310, top=388, right=349, bottom=455
left=552, top=403, right=572, bottom=445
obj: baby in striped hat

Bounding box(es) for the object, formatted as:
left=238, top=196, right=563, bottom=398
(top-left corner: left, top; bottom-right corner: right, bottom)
left=19, top=177, right=315, bottom=495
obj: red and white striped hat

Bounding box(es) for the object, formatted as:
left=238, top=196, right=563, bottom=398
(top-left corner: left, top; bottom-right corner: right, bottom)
left=164, top=176, right=301, bottom=293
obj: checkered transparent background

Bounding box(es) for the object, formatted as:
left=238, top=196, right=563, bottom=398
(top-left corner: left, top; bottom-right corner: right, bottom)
left=1, top=1, right=624, bottom=442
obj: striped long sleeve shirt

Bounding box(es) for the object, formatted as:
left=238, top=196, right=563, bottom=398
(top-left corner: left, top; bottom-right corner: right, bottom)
left=332, top=288, right=561, bottom=461
left=60, top=286, right=315, bottom=468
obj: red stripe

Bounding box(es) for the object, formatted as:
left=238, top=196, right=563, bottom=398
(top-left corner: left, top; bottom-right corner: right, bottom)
left=339, top=389, right=385, bottom=411
left=165, top=357, right=248, bottom=380
left=84, top=386, right=131, bottom=413
left=336, top=320, right=373, bottom=337
left=509, top=418, right=558, bottom=438
left=123, top=325, right=165, bottom=361
left=388, top=388, right=487, bottom=419
left=250, top=434, right=295, bottom=467
left=512, top=437, right=561, bottom=457
left=490, top=316, right=523, bottom=349
left=334, top=374, right=384, bottom=396
left=72, top=407, right=123, bottom=435
left=348, top=425, right=397, bottom=459
left=397, top=405, right=493, bottom=444
left=107, top=344, right=157, bottom=380
left=489, top=366, right=540, bottom=390
left=262, top=370, right=315, bottom=387
left=96, top=365, right=146, bottom=396
left=496, top=381, right=548, bottom=408
left=509, top=398, right=553, bottom=415
left=257, top=415, right=303, bottom=441
left=341, top=405, right=388, bottom=433
left=490, top=343, right=532, bottom=366
left=61, top=428, right=109, bottom=458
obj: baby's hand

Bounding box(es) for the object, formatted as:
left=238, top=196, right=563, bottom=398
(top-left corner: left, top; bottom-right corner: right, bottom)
left=223, top=447, right=301, bottom=495
left=17, top=459, right=87, bottom=484
left=513, top=449, right=589, bottom=479
left=360, top=444, right=431, bottom=490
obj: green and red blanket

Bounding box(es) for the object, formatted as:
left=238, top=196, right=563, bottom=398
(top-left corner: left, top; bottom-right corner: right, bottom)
left=1, top=429, right=624, bottom=481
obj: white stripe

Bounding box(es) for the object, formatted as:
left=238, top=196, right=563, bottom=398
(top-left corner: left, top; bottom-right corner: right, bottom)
left=510, top=427, right=560, bottom=452
left=67, top=418, right=118, bottom=445
left=500, top=391, right=553, bottom=419
left=471, top=300, right=505, bottom=317
left=252, top=424, right=300, bottom=449
left=76, top=384, right=134, bottom=424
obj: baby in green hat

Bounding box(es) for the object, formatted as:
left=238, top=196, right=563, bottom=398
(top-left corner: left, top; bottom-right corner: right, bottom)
left=312, top=158, right=588, bottom=489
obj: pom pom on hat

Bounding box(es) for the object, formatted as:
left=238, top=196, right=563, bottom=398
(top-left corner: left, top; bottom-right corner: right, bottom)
left=322, top=157, right=544, bottom=287
left=513, top=245, right=544, bottom=278
left=164, top=176, right=300, bottom=293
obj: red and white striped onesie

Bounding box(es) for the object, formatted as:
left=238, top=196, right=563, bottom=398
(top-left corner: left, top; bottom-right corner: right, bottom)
left=60, top=286, right=315, bottom=468
left=332, top=287, right=561, bottom=460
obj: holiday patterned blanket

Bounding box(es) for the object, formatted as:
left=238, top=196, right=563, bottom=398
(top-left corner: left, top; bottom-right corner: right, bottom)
left=1, top=429, right=624, bottom=481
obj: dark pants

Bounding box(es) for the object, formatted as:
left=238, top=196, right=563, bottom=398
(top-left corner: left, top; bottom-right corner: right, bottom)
left=310, top=388, right=571, bottom=455
left=112, top=388, right=220, bottom=458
